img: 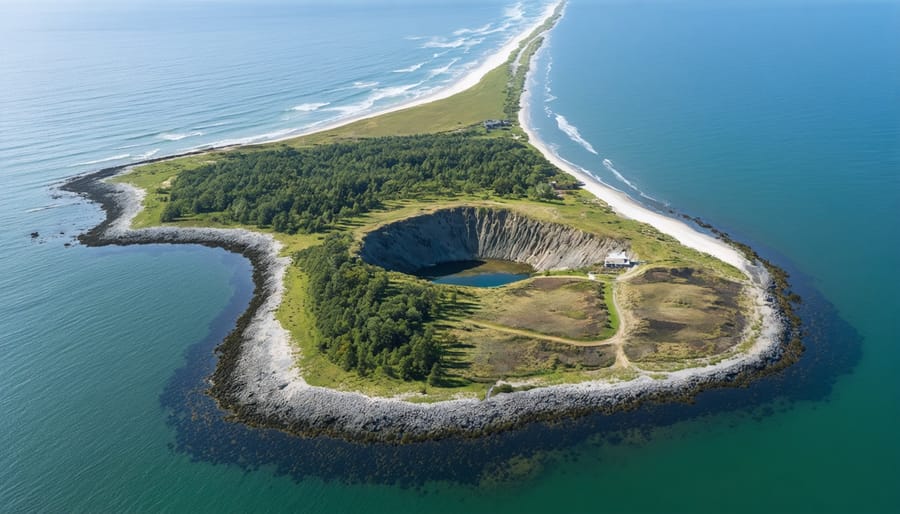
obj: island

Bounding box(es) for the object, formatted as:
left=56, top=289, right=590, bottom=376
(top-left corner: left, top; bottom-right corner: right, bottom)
left=63, top=1, right=801, bottom=443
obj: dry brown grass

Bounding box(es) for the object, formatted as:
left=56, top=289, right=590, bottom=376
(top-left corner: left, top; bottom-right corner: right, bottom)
left=473, top=277, right=614, bottom=341
left=446, top=324, right=616, bottom=381
left=623, top=267, right=746, bottom=363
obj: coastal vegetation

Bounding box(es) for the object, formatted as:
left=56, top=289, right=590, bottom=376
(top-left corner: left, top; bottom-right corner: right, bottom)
left=159, top=134, right=573, bottom=233
left=115, top=137, right=755, bottom=399
left=105, top=1, right=774, bottom=403
left=295, top=233, right=444, bottom=379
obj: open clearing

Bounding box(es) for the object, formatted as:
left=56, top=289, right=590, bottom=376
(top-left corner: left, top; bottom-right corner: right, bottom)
left=473, top=276, right=615, bottom=341
left=623, top=267, right=747, bottom=365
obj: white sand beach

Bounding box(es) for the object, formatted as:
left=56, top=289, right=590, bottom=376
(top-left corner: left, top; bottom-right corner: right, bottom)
left=257, top=0, right=565, bottom=147
left=518, top=74, right=748, bottom=272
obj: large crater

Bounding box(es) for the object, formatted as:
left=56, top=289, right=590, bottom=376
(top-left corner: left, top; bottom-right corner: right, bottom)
left=359, top=207, right=625, bottom=274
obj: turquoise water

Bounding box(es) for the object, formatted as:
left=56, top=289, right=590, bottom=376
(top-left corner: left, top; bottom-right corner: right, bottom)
left=2, top=0, right=898, bottom=512
left=433, top=272, right=531, bottom=287
left=421, top=260, right=532, bottom=287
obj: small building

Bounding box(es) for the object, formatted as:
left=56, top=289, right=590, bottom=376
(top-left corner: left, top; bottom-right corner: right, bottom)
left=483, top=119, right=510, bottom=130
left=604, top=251, right=631, bottom=268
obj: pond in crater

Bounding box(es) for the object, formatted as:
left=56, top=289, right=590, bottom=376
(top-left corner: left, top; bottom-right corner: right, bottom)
left=416, top=259, right=533, bottom=288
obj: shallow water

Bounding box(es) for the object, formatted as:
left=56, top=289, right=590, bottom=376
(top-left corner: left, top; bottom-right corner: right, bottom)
left=422, top=259, right=533, bottom=287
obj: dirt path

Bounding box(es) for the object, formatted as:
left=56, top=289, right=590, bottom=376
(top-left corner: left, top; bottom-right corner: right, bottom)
left=610, top=278, right=632, bottom=368
left=466, top=320, right=616, bottom=346
left=468, top=268, right=641, bottom=358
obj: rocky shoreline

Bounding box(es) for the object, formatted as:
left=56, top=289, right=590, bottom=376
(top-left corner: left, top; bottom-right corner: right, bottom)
left=62, top=163, right=794, bottom=444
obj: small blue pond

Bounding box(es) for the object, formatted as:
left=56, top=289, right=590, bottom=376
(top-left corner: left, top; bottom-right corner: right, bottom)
left=417, top=260, right=532, bottom=288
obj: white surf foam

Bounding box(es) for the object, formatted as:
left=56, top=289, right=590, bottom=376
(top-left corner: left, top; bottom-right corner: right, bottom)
left=393, top=62, right=425, bottom=73
left=158, top=131, right=203, bottom=141
left=422, top=37, right=469, bottom=49
left=290, top=102, right=330, bottom=112
left=544, top=56, right=556, bottom=102
left=602, top=158, right=638, bottom=189
left=429, top=58, right=460, bottom=78
left=199, top=128, right=300, bottom=149
left=461, top=38, right=485, bottom=53
left=115, top=143, right=144, bottom=150
left=601, top=158, right=664, bottom=204
left=133, top=148, right=160, bottom=160
left=555, top=114, right=598, bottom=155
left=453, top=22, right=511, bottom=37
left=26, top=204, right=62, bottom=213
left=72, top=153, right=130, bottom=166
left=505, top=2, right=525, bottom=21
left=454, top=23, right=492, bottom=36
left=327, top=82, right=426, bottom=117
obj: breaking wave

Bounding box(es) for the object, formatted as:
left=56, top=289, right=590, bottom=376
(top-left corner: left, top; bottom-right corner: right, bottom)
left=602, top=159, right=664, bottom=203
left=602, top=158, right=638, bottom=190
left=554, top=114, right=598, bottom=155
left=422, top=37, right=468, bottom=49
left=158, top=131, right=203, bottom=141
left=71, top=153, right=130, bottom=167
left=453, top=22, right=511, bottom=37
left=326, top=82, right=425, bottom=117
left=428, top=58, right=460, bottom=78
left=26, top=204, right=63, bottom=213
left=290, top=102, right=330, bottom=112
left=393, top=62, right=425, bottom=73
left=133, top=148, right=161, bottom=160
left=505, top=2, right=525, bottom=21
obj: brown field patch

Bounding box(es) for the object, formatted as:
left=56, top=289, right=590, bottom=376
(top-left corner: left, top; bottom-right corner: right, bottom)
left=446, top=324, right=616, bottom=380
left=623, top=267, right=746, bottom=363
left=473, top=277, right=613, bottom=341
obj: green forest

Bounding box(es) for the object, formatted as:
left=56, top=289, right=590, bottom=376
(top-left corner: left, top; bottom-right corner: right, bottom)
left=162, top=132, right=567, bottom=233
left=295, top=234, right=445, bottom=381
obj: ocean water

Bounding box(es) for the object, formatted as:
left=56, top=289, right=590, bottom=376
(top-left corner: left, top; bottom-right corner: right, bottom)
left=2, top=0, right=898, bottom=512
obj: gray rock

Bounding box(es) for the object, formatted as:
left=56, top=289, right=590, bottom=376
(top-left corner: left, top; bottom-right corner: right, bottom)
left=360, top=206, right=625, bottom=272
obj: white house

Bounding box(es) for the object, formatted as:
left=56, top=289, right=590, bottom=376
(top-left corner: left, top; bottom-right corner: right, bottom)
left=604, top=251, right=631, bottom=268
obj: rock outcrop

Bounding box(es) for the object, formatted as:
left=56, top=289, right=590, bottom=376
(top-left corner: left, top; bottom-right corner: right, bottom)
left=360, top=207, right=625, bottom=273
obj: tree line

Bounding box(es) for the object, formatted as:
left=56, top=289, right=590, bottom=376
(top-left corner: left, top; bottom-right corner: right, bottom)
left=294, top=234, right=444, bottom=380
left=162, top=132, right=567, bottom=232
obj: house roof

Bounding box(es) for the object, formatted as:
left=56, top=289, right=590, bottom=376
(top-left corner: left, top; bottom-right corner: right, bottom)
left=605, top=251, right=629, bottom=261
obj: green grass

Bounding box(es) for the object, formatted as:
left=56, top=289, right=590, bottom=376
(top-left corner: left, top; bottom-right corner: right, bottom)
left=276, top=265, right=488, bottom=402
left=283, top=65, right=508, bottom=144
left=603, top=280, right=620, bottom=338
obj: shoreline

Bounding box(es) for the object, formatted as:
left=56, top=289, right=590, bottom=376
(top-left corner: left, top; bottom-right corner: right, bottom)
left=61, top=2, right=795, bottom=443
left=197, top=1, right=565, bottom=151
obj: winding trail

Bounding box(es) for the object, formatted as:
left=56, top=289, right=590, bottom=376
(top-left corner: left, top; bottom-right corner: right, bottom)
left=467, top=269, right=640, bottom=356
left=467, top=319, right=615, bottom=346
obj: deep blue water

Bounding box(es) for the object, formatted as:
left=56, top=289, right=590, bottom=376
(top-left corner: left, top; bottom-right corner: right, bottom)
left=2, top=0, right=898, bottom=512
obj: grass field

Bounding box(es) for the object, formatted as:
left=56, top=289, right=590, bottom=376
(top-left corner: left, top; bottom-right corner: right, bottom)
left=473, top=277, right=617, bottom=341
left=623, top=267, right=748, bottom=366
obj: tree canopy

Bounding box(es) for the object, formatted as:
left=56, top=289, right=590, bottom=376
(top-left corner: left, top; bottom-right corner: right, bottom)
left=163, top=132, right=568, bottom=232
left=294, top=234, right=443, bottom=379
